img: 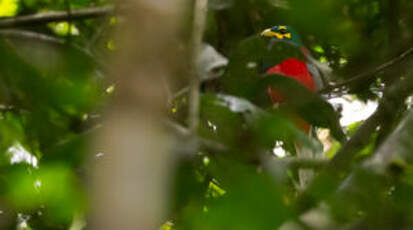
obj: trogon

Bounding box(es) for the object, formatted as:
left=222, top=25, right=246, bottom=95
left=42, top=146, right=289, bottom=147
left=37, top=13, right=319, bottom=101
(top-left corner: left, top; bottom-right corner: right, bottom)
left=260, top=25, right=325, bottom=188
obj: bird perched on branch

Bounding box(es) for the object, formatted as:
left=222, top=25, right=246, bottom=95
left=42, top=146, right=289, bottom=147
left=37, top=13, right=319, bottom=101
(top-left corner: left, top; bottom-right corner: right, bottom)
left=260, top=25, right=326, bottom=189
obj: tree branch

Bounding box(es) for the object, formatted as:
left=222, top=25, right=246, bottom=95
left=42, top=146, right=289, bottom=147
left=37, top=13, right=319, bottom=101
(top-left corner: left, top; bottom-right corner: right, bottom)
left=364, top=87, right=413, bottom=172
left=329, top=75, right=413, bottom=170
left=320, top=46, right=413, bottom=94
left=0, top=29, right=66, bottom=44
left=293, top=74, right=413, bottom=218
left=188, top=0, right=208, bottom=133
left=0, top=29, right=102, bottom=65
left=0, top=5, right=116, bottom=28
left=0, top=29, right=110, bottom=69
left=90, top=0, right=183, bottom=228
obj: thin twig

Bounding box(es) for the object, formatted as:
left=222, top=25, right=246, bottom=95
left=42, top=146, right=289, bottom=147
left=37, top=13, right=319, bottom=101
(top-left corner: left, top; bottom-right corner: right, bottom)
left=0, top=5, right=116, bottom=28
left=188, top=0, right=208, bottom=133
left=0, top=29, right=96, bottom=60
left=320, top=46, right=413, bottom=94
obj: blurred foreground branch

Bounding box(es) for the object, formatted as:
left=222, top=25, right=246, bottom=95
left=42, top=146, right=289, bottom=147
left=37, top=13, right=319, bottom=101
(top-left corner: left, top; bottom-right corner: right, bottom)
left=0, top=29, right=95, bottom=57
left=0, top=29, right=66, bottom=43
left=0, top=5, right=116, bottom=28
left=189, top=0, right=208, bottom=133
left=91, top=1, right=183, bottom=229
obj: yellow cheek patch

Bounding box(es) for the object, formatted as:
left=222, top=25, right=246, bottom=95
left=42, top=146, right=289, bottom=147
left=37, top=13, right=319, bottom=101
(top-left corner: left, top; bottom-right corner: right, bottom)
left=261, top=28, right=292, bottom=40
left=273, top=32, right=284, bottom=39
left=273, top=32, right=291, bottom=40
left=278, top=25, right=287, bottom=30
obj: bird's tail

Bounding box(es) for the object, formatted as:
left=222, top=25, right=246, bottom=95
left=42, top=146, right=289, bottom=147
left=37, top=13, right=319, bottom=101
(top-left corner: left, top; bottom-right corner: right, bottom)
left=295, top=128, right=323, bottom=190
left=295, top=143, right=315, bottom=190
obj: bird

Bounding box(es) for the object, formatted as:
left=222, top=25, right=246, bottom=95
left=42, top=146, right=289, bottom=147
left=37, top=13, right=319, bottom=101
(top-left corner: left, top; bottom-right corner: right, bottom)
left=260, top=25, right=326, bottom=98
left=260, top=25, right=326, bottom=189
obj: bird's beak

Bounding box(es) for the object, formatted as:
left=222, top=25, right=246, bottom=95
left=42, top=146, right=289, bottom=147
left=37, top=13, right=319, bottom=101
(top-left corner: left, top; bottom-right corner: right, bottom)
left=260, top=28, right=273, bottom=37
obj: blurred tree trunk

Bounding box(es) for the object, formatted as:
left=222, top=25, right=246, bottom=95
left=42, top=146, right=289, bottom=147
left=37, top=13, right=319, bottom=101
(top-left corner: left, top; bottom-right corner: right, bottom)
left=91, top=0, right=183, bottom=229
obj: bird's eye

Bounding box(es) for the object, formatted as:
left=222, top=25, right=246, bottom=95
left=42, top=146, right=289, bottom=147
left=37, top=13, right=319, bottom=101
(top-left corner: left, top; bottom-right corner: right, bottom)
left=278, top=28, right=288, bottom=34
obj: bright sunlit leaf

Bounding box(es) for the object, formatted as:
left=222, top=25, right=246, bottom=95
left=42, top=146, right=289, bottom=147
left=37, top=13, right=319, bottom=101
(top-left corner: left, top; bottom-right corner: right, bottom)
left=0, top=0, right=18, bottom=17
left=49, top=22, right=80, bottom=36
left=313, top=45, right=325, bottom=53
left=206, top=179, right=226, bottom=198
left=8, top=164, right=85, bottom=223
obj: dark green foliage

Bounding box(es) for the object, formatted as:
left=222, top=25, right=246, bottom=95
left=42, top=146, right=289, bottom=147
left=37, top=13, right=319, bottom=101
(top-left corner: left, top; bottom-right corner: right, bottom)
left=0, top=1, right=108, bottom=227
left=221, top=35, right=305, bottom=102
left=199, top=93, right=318, bottom=153
left=177, top=158, right=291, bottom=230
left=1, top=0, right=413, bottom=229
left=259, top=74, right=346, bottom=142
left=172, top=0, right=413, bottom=229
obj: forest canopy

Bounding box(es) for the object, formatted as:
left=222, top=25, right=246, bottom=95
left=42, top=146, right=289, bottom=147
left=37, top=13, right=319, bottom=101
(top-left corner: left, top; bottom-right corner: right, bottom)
left=0, top=0, right=412, bottom=229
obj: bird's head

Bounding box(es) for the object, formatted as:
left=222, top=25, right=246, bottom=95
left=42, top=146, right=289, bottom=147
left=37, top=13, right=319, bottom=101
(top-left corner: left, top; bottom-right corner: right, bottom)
left=260, top=25, right=303, bottom=48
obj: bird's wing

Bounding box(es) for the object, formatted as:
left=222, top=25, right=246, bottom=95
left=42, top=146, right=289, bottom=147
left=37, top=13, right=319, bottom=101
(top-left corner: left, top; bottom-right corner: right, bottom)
left=306, top=62, right=324, bottom=91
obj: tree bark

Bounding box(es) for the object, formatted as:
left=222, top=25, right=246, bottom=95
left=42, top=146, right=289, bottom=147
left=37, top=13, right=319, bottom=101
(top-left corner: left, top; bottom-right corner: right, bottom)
left=189, top=0, right=208, bottom=133
left=91, top=1, right=183, bottom=229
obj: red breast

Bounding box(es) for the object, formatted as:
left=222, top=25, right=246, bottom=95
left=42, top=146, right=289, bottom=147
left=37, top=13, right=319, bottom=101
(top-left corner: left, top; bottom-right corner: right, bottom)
left=266, top=58, right=316, bottom=103
left=266, top=58, right=315, bottom=133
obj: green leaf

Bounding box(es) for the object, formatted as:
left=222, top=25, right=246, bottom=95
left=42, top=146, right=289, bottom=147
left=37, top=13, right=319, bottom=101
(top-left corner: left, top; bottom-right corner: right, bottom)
left=48, top=22, right=80, bottom=36
left=7, top=164, right=85, bottom=223
left=200, top=93, right=318, bottom=151
left=179, top=159, right=291, bottom=230
left=258, top=74, right=346, bottom=142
